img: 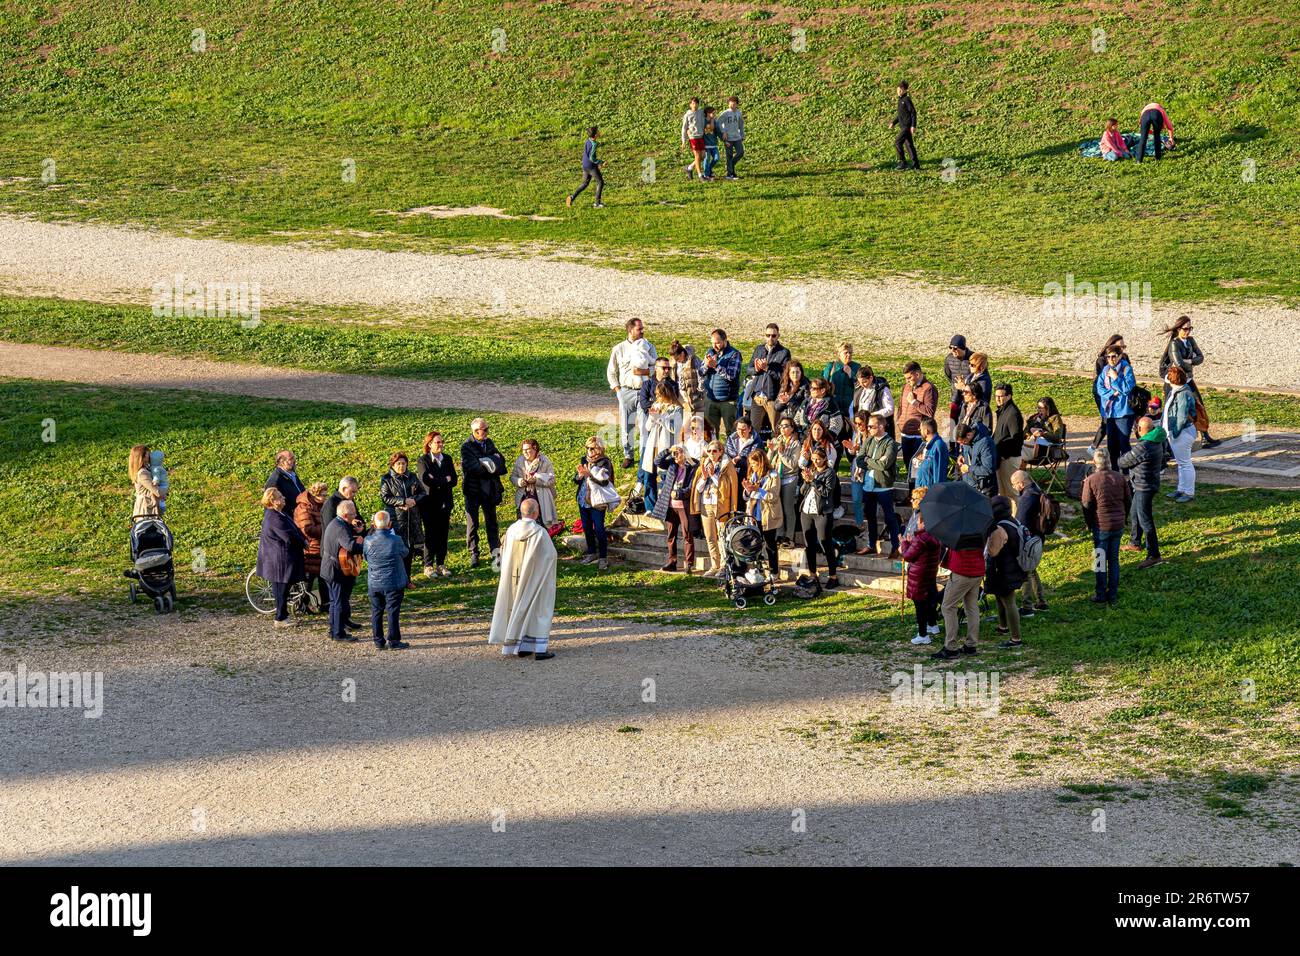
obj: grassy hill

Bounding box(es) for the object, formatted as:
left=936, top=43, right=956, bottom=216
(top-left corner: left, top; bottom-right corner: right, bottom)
left=1, top=1, right=1297, bottom=297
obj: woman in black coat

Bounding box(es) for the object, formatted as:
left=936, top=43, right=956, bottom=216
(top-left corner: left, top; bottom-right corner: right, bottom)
left=380, top=452, right=426, bottom=582
left=416, top=431, right=458, bottom=578
left=255, top=486, right=308, bottom=626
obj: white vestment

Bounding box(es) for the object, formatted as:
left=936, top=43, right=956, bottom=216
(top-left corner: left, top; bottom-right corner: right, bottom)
left=487, top=518, right=558, bottom=654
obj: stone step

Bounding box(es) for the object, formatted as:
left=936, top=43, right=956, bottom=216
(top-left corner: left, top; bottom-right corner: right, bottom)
left=562, top=533, right=934, bottom=598
left=609, top=526, right=905, bottom=576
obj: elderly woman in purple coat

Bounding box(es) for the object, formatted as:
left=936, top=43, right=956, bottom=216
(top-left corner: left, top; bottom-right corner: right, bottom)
left=256, top=486, right=308, bottom=627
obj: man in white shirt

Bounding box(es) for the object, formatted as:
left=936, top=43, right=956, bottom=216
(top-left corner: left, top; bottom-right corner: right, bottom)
left=606, top=317, right=656, bottom=468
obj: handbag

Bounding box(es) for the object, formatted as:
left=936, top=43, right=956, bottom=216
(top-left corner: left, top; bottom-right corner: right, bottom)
left=586, top=477, right=621, bottom=509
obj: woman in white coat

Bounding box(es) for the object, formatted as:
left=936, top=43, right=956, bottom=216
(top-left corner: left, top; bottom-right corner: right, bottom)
left=510, top=438, right=558, bottom=527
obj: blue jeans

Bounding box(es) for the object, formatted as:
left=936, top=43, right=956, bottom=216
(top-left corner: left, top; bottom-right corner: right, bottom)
left=616, top=388, right=640, bottom=460
left=703, top=146, right=719, bottom=178
left=850, top=478, right=866, bottom=524
left=1092, top=528, right=1122, bottom=601
left=369, top=588, right=404, bottom=645
left=1129, top=489, right=1160, bottom=559
left=724, top=139, right=744, bottom=176
left=327, top=576, right=355, bottom=638
left=864, top=489, right=900, bottom=551
left=580, top=505, right=608, bottom=558
left=900, top=435, right=923, bottom=479
left=1105, top=415, right=1133, bottom=469
left=637, top=468, right=658, bottom=514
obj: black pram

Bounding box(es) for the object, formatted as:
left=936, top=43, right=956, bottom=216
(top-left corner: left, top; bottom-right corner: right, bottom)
left=125, top=515, right=176, bottom=613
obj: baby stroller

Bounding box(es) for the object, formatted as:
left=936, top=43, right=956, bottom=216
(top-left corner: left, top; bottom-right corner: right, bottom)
left=719, top=513, right=777, bottom=609
left=125, top=515, right=176, bottom=613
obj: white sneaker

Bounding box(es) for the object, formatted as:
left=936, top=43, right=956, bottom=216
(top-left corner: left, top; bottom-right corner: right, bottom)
left=423, top=566, right=437, bottom=578
left=910, top=634, right=933, bottom=645
left=927, top=624, right=940, bottom=636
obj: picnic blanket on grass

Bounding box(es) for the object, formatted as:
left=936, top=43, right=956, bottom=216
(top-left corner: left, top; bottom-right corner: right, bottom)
left=1079, top=132, right=1172, bottom=158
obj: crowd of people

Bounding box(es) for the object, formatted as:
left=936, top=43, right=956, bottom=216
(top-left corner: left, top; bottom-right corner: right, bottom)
left=597, top=313, right=1216, bottom=653
left=128, top=310, right=1213, bottom=659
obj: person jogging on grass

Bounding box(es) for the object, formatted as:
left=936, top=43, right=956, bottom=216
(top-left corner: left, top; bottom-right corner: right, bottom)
left=681, top=97, right=707, bottom=181
left=890, top=81, right=919, bottom=171
left=566, top=126, right=605, bottom=208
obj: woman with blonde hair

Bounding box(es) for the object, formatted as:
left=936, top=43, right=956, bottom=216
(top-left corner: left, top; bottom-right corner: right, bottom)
left=692, top=439, right=739, bottom=576
left=742, top=448, right=782, bottom=578
left=574, top=435, right=617, bottom=570
left=129, top=444, right=165, bottom=518
left=680, top=413, right=713, bottom=461
left=294, top=480, right=329, bottom=612
left=256, top=486, right=308, bottom=627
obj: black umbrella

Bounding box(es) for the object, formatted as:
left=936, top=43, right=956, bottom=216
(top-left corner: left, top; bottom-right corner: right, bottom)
left=918, top=481, right=995, bottom=550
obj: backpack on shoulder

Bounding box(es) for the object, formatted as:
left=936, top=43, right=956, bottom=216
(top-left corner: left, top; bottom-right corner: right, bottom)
left=1002, top=519, right=1042, bottom=574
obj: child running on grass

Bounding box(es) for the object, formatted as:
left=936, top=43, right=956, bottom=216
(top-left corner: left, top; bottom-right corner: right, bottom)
left=566, top=126, right=604, bottom=208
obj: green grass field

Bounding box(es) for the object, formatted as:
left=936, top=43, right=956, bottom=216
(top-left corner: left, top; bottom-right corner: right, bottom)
left=5, top=294, right=1299, bottom=428
left=3, top=377, right=1296, bottom=777
left=2, top=1, right=1298, bottom=297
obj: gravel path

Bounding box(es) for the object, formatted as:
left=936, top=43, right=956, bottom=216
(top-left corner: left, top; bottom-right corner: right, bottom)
left=0, top=341, right=608, bottom=423
left=2, top=605, right=1293, bottom=866
left=2, top=216, right=1298, bottom=390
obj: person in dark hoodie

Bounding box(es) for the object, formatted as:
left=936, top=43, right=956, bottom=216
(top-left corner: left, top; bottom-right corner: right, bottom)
left=889, top=80, right=919, bottom=170
left=956, top=423, right=997, bottom=498
left=1117, top=416, right=1166, bottom=569
left=992, top=383, right=1025, bottom=506
left=566, top=126, right=604, bottom=209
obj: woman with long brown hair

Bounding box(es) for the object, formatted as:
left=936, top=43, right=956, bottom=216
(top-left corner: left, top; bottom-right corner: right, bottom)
left=129, top=444, right=165, bottom=518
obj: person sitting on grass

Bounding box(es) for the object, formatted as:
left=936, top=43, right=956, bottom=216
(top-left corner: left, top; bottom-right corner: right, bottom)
left=901, top=487, right=942, bottom=646
left=1100, top=117, right=1132, bottom=161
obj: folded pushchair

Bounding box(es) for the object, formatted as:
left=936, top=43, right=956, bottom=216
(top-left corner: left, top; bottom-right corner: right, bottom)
left=125, top=515, right=176, bottom=613
left=719, top=513, right=777, bottom=609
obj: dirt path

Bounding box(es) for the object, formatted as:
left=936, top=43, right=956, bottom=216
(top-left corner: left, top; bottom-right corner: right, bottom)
left=1, top=605, right=1293, bottom=866
left=0, top=341, right=608, bottom=423
left=2, top=215, right=1298, bottom=390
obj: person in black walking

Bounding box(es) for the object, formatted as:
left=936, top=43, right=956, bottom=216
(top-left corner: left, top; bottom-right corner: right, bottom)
left=890, top=81, right=919, bottom=171
left=566, top=126, right=604, bottom=209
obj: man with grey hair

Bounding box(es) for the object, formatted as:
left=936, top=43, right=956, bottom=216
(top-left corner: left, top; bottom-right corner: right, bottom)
left=1080, top=447, right=1132, bottom=605
left=460, top=418, right=506, bottom=568
left=320, top=499, right=364, bottom=641
left=321, top=475, right=359, bottom=527
left=489, top=497, right=558, bottom=660
left=364, top=510, right=409, bottom=649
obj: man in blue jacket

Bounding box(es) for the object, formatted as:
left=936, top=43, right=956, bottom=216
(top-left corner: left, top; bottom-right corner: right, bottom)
left=957, top=423, right=997, bottom=498
left=701, top=328, right=743, bottom=439
left=912, top=417, right=949, bottom=489
left=364, top=510, right=410, bottom=649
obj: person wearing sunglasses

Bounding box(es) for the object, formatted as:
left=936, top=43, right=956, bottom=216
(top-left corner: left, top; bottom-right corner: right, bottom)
left=1096, top=347, right=1137, bottom=466
left=745, top=323, right=789, bottom=440
left=1159, top=315, right=1219, bottom=448
left=692, top=440, right=738, bottom=577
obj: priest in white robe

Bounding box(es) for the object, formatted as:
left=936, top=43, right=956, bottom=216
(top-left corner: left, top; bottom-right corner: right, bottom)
left=488, top=498, right=558, bottom=660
